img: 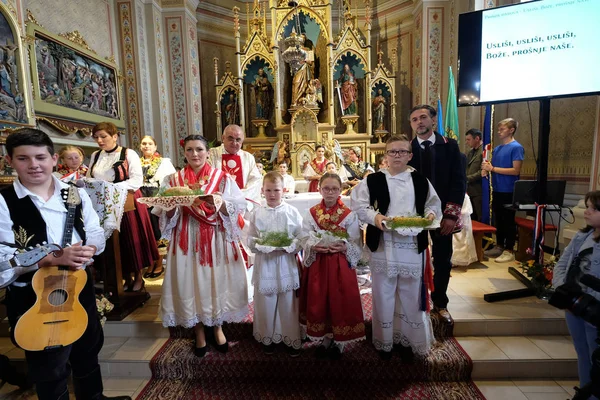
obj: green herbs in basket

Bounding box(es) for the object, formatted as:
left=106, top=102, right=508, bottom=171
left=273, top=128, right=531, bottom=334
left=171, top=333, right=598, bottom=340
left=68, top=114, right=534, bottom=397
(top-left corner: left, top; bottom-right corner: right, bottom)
left=386, top=215, right=432, bottom=229
left=256, top=231, right=293, bottom=247
left=158, top=186, right=205, bottom=197
left=316, top=230, right=349, bottom=240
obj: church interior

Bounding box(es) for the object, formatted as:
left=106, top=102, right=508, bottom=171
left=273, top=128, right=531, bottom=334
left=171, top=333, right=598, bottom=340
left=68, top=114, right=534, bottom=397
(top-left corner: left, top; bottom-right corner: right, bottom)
left=0, top=0, right=597, bottom=398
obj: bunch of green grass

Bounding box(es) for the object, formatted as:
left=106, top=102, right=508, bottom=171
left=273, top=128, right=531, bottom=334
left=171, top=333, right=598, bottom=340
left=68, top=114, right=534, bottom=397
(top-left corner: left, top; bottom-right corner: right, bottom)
left=317, top=230, right=349, bottom=240
left=256, top=231, right=293, bottom=247
left=386, top=216, right=432, bottom=229
left=157, top=187, right=205, bottom=197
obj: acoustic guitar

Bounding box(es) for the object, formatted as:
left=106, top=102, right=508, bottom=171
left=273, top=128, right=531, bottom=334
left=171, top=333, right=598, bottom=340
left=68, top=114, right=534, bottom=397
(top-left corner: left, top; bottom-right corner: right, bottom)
left=15, top=185, right=89, bottom=351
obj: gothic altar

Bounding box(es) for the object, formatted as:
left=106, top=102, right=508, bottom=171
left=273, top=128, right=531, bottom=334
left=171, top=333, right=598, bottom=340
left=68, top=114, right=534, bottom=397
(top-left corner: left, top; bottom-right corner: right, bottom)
left=213, top=0, right=396, bottom=178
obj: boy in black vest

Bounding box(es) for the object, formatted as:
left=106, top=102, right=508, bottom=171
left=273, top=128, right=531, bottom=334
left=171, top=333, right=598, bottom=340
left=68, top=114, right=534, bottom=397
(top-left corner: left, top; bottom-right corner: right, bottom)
left=351, top=135, right=442, bottom=360
left=0, top=129, right=130, bottom=400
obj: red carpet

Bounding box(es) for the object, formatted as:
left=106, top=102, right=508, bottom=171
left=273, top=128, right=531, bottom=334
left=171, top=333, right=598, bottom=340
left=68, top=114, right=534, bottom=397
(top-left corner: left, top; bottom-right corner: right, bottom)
left=136, top=294, right=485, bottom=399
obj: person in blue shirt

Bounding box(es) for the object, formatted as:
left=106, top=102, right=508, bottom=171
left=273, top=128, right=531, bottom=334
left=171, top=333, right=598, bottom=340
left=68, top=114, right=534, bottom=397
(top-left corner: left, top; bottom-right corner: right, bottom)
left=482, top=118, right=524, bottom=263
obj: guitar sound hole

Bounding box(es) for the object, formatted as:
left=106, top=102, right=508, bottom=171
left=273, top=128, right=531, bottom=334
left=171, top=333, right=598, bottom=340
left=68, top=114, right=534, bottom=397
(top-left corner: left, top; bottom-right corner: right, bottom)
left=48, top=289, right=68, bottom=306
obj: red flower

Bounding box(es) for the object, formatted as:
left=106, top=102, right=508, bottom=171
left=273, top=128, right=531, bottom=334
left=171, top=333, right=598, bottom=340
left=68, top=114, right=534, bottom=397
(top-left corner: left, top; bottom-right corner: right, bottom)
left=179, top=139, right=185, bottom=148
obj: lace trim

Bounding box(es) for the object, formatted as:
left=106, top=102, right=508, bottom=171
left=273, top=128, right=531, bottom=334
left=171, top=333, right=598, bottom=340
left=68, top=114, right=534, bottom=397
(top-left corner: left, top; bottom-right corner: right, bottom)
left=393, top=331, right=433, bottom=356
left=255, top=281, right=300, bottom=295
left=370, top=261, right=422, bottom=279
left=221, top=201, right=243, bottom=242
left=383, top=241, right=418, bottom=249
left=159, top=207, right=181, bottom=241
left=161, top=307, right=249, bottom=329
left=254, top=332, right=303, bottom=349
left=394, top=312, right=425, bottom=329
left=373, top=340, right=394, bottom=352
left=345, top=240, right=362, bottom=268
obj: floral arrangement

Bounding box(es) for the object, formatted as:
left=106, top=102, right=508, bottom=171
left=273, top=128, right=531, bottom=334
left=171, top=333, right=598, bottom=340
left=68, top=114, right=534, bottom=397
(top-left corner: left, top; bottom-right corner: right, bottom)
left=96, top=294, right=114, bottom=327
left=520, top=256, right=556, bottom=295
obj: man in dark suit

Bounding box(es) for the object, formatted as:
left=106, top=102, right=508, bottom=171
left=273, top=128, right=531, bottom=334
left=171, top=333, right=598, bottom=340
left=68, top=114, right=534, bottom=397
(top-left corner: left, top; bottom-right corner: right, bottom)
left=465, top=129, right=483, bottom=222
left=408, top=105, right=466, bottom=324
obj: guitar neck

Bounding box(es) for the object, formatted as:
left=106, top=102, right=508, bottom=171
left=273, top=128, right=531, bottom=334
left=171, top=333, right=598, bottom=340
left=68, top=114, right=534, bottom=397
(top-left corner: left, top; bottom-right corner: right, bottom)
left=61, top=204, right=77, bottom=248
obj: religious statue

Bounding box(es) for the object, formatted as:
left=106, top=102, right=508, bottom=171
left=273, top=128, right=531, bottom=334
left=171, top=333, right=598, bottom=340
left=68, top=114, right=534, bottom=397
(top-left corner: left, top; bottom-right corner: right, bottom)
left=337, top=64, right=358, bottom=115
left=291, top=34, right=320, bottom=108
left=372, top=88, right=387, bottom=131
left=269, top=140, right=291, bottom=167
left=253, top=68, right=273, bottom=119
left=224, top=93, right=239, bottom=125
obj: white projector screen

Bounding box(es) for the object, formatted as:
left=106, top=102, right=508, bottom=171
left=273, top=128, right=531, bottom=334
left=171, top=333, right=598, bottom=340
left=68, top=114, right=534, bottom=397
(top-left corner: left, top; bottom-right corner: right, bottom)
left=457, top=0, right=600, bottom=106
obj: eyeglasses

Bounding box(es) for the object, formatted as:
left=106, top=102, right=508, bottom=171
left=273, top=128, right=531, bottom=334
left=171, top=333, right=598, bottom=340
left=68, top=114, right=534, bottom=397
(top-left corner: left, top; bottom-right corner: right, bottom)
left=386, top=150, right=411, bottom=157
left=321, top=187, right=341, bottom=193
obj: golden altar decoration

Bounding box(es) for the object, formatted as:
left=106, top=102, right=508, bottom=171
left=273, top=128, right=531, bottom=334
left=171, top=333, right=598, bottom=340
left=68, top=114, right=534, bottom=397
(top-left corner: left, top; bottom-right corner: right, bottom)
left=213, top=0, right=397, bottom=177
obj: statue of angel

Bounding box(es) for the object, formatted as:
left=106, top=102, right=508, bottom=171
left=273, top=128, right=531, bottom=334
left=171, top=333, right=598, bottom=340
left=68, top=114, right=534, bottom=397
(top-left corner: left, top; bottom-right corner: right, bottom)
left=269, top=140, right=290, bottom=167
left=323, top=139, right=343, bottom=165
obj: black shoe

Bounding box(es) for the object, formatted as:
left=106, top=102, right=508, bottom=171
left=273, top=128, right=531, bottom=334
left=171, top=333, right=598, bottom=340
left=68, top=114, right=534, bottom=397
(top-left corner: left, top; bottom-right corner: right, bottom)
left=287, top=346, right=301, bottom=358
left=378, top=350, right=393, bottom=361
left=194, top=345, right=207, bottom=358
left=149, top=268, right=164, bottom=279
left=396, top=344, right=415, bottom=363
left=101, top=396, right=133, bottom=400
left=328, top=346, right=342, bottom=360
left=263, top=343, right=276, bottom=355
left=215, top=341, right=229, bottom=354
left=315, top=345, right=329, bottom=359
left=433, top=307, right=454, bottom=325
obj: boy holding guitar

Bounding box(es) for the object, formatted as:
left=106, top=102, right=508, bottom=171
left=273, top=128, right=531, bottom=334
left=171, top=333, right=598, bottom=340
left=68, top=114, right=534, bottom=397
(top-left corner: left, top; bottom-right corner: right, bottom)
left=0, top=129, right=130, bottom=400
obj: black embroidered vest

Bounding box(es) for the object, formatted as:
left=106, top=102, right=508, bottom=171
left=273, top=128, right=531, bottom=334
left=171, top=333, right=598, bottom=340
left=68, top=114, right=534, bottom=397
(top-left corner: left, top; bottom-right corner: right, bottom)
left=0, top=185, right=87, bottom=283
left=365, top=171, right=429, bottom=253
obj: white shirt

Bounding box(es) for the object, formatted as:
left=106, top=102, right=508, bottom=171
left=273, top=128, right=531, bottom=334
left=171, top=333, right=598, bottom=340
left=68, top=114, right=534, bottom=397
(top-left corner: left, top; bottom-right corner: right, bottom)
left=282, top=174, right=296, bottom=194
left=416, top=132, right=436, bottom=149
left=87, top=148, right=143, bottom=191
left=0, top=176, right=106, bottom=287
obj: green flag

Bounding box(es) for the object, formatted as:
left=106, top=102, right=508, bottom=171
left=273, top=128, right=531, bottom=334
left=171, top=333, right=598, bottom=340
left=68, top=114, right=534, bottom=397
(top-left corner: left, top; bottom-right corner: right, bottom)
left=444, top=66, right=459, bottom=143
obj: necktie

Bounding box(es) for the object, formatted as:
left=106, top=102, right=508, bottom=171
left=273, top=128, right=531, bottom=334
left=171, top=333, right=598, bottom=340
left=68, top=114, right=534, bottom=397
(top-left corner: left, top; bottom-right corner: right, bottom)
left=422, top=140, right=432, bottom=180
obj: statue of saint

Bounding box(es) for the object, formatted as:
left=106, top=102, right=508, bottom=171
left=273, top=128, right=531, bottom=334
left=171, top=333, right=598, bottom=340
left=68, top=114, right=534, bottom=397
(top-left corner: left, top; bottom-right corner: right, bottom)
left=253, top=68, right=273, bottom=119
left=372, top=88, right=386, bottom=131
left=337, top=64, right=358, bottom=115
left=224, top=94, right=239, bottom=126
left=291, top=35, right=315, bottom=107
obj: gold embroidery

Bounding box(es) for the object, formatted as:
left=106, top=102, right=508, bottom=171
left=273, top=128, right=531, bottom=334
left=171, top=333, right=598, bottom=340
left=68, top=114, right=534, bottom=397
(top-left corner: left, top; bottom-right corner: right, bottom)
left=13, top=226, right=35, bottom=249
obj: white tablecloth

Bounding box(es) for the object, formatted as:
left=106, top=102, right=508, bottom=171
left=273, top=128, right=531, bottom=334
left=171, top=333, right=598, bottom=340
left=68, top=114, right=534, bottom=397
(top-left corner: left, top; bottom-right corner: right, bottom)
left=83, top=179, right=128, bottom=239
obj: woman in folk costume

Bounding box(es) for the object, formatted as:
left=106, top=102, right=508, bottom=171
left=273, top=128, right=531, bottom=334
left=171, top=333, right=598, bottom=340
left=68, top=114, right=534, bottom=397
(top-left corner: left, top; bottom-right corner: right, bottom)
left=157, top=135, right=248, bottom=358
left=299, top=173, right=365, bottom=359
left=87, top=122, right=158, bottom=292
left=351, top=135, right=441, bottom=361
left=139, top=135, right=176, bottom=278
left=54, top=145, right=88, bottom=180
left=302, top=145, right=329, bottom=192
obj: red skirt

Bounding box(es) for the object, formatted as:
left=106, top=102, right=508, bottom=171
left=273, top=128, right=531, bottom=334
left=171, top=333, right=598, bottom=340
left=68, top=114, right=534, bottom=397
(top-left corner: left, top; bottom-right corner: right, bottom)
left=299, top=252, right=365, bottom=343
left=308, top=180, right=319, bottom=192
left=119, top=190, right=159, bottom=273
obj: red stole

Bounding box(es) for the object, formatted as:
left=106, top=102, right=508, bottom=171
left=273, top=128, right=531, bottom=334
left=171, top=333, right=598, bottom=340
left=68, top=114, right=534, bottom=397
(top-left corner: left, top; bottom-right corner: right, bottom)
left=171, top=164, right=226, bottom=265
left=221, top=153, right=244, bottom=189
left=309, top=197, right=352, bottom=235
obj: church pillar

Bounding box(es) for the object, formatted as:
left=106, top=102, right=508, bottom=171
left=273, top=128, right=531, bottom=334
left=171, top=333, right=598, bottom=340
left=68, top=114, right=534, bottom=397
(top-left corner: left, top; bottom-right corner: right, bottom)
left=411, top=0, right=449, bottom=109
left=161, top=0, right=203, bottom=165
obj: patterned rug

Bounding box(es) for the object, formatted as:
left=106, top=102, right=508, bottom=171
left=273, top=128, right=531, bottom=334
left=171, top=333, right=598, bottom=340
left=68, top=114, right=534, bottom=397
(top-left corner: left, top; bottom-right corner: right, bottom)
left=136, top=294, right=485, bottom=400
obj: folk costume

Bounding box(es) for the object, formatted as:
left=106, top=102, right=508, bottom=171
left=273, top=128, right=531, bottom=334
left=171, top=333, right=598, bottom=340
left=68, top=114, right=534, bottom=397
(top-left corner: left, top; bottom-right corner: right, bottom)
left=299, top=198, right=365, bottom=349
left=54, top=164, right=89, bottom=181
left=302, top=158, right=329, bottom=192
left=0, top=177, right=108, bottom=400
left=87, top=147, right=159, bottom=279
left=352, top=167, right=441, bottom=355
left=158, top=164, right=249, bottom=328
left=246, top=202, right=303, bottom=350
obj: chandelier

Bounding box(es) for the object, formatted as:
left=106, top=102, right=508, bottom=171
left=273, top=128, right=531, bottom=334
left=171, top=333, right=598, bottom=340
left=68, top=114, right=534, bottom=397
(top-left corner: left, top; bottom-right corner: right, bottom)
left=282, top=28, right=307, bottom=75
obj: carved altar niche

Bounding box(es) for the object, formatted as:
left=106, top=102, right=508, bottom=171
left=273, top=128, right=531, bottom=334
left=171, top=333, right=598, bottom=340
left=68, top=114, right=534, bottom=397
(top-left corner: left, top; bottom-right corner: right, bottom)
left=242, top=57, right=275, bottom=138
left=290, top=107, right=318, bottom=143
left=371, top=50, right=396, bottom=142
left=293, top=142, right=315, bottom=180
left=214, top=61, right=241, bottom=141
left=275, top=6, right=331, bottom=125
